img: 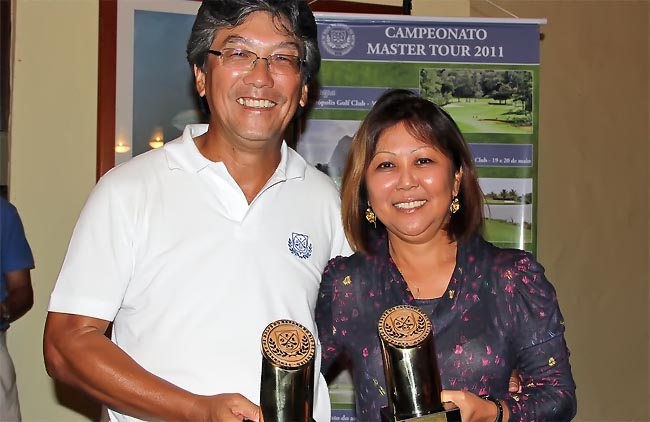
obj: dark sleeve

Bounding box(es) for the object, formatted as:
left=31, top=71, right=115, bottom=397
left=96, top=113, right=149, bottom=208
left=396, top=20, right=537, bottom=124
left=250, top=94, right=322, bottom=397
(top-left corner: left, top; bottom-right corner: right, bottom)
left=316, top=257, right=344, bottom=375
left=499, top=252, right=577, bottom=422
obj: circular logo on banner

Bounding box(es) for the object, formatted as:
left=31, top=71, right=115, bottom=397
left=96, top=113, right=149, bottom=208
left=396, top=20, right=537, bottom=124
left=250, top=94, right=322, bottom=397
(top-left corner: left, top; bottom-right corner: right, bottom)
left=321, top=24, right=356, bottom=56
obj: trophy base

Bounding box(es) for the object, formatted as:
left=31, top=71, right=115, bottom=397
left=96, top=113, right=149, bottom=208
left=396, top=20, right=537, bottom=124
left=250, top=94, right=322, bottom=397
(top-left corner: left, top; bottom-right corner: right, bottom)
left=380, top=406, right=461, bottom=422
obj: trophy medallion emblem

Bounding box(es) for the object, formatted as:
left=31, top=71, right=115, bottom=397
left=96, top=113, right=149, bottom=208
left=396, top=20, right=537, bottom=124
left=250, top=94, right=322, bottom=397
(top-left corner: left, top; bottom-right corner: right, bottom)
left=378, top=305, right=461, bottom=422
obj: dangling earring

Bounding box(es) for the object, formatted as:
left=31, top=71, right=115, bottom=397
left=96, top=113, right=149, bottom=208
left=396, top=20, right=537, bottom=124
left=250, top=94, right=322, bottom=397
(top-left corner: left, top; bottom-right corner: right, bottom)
left=449, top=196, right=460, bottom=214
left=365, top=207, right=377, bottom=228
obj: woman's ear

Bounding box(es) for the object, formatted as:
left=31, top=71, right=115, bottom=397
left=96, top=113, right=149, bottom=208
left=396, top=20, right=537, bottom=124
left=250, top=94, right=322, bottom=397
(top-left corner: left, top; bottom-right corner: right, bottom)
left=453, top=168, right=463, bottom=196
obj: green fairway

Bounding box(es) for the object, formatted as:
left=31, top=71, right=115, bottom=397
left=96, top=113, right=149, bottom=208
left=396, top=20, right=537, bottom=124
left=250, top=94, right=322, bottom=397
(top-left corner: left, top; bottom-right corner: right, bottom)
left=483, top=218, right=531, bottom=243
left=443, top=99, right=532, bottom=134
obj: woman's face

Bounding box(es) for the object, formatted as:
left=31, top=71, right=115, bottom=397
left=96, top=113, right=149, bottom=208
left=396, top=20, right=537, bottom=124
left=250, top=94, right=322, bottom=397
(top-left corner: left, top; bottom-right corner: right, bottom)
left=365, top=121, right=461, bottom=245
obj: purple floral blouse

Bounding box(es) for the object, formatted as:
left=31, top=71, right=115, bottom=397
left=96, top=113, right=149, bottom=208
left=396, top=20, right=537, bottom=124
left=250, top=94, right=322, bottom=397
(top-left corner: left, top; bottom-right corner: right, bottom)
left=316, top=231, right=576, bottom=422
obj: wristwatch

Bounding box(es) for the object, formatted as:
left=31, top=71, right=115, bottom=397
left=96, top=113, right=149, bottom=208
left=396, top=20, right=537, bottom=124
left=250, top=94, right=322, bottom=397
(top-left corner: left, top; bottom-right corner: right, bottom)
left=483, top=395, right=503, bottom=422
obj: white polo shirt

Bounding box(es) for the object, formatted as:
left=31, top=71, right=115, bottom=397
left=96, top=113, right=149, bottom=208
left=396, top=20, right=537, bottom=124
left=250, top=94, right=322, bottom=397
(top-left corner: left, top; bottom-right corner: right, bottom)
left=49, top=124, right=351, bottom=422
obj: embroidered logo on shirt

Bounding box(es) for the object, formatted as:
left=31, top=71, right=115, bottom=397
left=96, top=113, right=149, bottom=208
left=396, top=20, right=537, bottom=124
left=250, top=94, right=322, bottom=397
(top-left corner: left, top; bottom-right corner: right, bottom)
left=288, top=232, right=312, bottom=259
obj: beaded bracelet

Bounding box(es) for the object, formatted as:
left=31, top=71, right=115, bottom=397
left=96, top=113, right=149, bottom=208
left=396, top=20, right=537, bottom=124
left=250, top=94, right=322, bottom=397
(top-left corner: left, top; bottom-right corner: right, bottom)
left=483, top=395, right=503, bottom=422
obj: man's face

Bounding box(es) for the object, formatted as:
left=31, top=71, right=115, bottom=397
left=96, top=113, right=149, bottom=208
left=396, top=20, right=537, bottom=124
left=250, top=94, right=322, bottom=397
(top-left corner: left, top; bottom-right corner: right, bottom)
left=194, top=11, right=308, bottom=147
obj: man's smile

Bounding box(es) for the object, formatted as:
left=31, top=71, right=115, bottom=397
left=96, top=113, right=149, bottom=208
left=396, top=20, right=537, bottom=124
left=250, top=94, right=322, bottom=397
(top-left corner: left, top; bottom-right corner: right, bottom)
left=236, top=97, right=277, bottom=108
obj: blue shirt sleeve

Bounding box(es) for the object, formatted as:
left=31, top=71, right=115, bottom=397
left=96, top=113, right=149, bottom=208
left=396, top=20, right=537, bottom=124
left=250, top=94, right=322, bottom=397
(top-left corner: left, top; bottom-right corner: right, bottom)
left=1, top=197, right=35, bottom=275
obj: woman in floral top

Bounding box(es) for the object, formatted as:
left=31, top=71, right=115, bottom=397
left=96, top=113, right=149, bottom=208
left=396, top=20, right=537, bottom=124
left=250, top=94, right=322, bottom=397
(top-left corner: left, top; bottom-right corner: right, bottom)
left=316, top=89, right=576, bottom=422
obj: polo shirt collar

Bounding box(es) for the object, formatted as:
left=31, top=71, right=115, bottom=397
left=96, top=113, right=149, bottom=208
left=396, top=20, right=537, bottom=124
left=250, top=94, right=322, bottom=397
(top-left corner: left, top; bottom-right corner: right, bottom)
left=164, top=124, right=306, bottom=180
left=164, top=124, right=211, bottom=172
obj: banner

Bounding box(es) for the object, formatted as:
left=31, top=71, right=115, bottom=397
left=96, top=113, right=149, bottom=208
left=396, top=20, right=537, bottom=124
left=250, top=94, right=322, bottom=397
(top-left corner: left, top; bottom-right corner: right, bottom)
left=299, top=14, right=545, bottom=419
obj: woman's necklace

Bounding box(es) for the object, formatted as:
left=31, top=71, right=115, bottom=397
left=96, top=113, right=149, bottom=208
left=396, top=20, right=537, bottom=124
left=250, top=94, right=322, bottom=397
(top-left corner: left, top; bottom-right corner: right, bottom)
left=391, top=241, right=458, bottom=300
left=394, top=264, right=422, bottom=299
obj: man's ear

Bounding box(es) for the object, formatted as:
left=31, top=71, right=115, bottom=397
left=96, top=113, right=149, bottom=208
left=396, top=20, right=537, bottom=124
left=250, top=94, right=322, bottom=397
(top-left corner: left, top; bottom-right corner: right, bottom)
left=194, top=64, right=206, bottom=97
left=299, top=84, right=309, bottom=108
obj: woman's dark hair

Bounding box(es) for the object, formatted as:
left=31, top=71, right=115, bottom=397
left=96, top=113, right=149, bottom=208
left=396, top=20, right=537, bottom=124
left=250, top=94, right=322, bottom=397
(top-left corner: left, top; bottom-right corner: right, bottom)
left=186, top=0, right=320, bottom=84
left=341, top=89, right=484, bottom=254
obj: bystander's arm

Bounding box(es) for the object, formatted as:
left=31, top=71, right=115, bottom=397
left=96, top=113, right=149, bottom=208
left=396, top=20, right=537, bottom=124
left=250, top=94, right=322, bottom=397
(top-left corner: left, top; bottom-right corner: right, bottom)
left=1, top=269, right=34, bottom=324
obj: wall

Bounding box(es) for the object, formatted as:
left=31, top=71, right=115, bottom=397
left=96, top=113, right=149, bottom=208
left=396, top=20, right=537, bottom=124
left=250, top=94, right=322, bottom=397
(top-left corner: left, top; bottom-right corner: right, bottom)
left=9, top=0, right=100, bottom=420
left=470, top=1, right=649, bottom=419
left=7, top=0, right=649, bottom=421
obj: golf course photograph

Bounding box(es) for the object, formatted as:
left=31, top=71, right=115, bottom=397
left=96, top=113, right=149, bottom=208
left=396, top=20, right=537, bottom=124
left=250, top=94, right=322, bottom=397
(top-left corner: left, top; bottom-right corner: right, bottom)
left=420, top=67, right=534, bottom=134
left=480, top=177, right=533, bottom=249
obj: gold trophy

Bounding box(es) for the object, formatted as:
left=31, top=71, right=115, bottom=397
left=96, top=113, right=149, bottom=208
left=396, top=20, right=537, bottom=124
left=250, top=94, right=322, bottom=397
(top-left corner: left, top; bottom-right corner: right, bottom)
left=378, top=305, right=461, bottom=422
left=260, top=319, right=316, bottom=422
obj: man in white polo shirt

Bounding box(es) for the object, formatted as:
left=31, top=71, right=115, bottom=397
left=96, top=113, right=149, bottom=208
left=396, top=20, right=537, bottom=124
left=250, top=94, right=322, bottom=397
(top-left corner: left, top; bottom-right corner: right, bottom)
left=43, top=1, right=350, bottom=421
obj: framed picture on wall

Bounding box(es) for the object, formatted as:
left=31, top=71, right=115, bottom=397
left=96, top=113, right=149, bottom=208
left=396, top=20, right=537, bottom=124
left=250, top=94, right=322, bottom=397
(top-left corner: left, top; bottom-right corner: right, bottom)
left=96, top=0, right=407, bottom=179
left=97, top=0, right=202, bottom=178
